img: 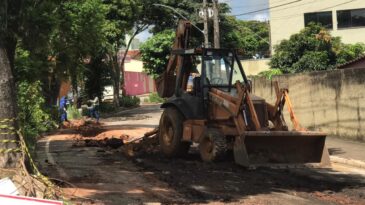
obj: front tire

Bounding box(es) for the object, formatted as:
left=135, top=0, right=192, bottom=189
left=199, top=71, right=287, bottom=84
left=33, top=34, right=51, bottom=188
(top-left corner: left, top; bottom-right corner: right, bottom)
left=199, top=129, right=228, bottom=162
left=159, top=107, right=190, bottom=157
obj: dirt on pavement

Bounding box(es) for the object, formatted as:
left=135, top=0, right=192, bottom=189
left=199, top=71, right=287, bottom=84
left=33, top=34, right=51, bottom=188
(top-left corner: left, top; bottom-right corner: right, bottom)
left=35, top=105, right=365, bottom=205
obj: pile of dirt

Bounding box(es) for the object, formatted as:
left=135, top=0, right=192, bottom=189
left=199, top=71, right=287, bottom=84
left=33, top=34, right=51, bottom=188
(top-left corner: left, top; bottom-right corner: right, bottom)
left=61, top=119, right=105, bottom=137
left=73, top=132, right=130, bottom=149
left=77, top=122, right=105, bottom=137
left=71, top=125, right=160, bottom=155
left=62, top=119, right=86, bottom=129
left=122, top=134, right=159, bottom=157
left=84, top=137, right=125, bottom=149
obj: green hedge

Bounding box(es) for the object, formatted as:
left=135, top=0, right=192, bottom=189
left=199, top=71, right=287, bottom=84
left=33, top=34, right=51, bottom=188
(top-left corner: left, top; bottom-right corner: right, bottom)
left=119, top=96, right=140, bottom=107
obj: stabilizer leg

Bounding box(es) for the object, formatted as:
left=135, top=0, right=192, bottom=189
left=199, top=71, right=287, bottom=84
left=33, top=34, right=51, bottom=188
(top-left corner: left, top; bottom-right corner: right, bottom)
left=234, top=135, right=249, bottom=167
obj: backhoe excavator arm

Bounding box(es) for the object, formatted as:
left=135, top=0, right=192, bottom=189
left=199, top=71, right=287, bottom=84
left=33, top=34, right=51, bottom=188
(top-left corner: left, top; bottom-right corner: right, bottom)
left=156, top=20, right=192, bottom=98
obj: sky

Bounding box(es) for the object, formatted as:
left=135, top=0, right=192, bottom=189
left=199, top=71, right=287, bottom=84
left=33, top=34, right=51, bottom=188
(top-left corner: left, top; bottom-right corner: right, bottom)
left=230, top=0, right=269, bottom=21
left=136, top=0, right=270, bottom=42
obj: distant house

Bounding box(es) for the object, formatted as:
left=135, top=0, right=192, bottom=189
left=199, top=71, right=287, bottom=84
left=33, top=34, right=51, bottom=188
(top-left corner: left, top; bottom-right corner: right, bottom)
left=338, top=55, right=365, bottom=69
left=119, top=49, right=156, bottom=96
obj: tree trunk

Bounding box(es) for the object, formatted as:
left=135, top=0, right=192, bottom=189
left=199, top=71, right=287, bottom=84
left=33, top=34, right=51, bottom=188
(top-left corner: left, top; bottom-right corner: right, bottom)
left=72, top=86, right=78, bottom=106
left=111, top=55, right=120, bottom=107
left=5, top=37, right=17, bottom=75
left=70, top=66, right=79, bottom=106
left=0, top=44, right=20, bottom=168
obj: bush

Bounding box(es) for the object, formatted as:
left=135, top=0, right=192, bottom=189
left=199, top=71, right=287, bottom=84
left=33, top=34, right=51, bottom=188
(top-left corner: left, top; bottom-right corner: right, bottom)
left=66, top=106, right=82, bottom=120
left=146, top=93, right=165, bottom=103
left=17, top=81, right=55, bottom=151
left=119, top=95, right=140, bottom=107
left=258, top=69, right=283, bottom=79
left=270, top=23, right=365, bottom=73
left=99, top=103, right=116, bottom=113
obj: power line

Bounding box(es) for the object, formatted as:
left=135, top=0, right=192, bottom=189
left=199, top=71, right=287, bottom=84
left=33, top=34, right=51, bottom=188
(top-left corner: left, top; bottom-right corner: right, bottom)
left=232, top=0, right=288, bottom=10
left=152, top=4, right=204, bottom=35
left=233, top=0, right=302, bottom=17
left=270, top=0, right=357, bottom=21
left=268, top=0, right=316, bottom=14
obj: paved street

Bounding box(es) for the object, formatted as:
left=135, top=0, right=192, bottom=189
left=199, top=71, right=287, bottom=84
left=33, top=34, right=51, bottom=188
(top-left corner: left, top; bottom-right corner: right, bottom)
left=326, top=137, right=365, bottom=162
left=34, top=105, right=365, bottom=205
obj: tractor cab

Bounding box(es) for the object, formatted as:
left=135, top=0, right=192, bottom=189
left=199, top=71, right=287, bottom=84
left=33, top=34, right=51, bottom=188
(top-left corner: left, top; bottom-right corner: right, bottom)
left=175, top=48, right=249, bottom=97
left=160, top=48, right=250, bottom=120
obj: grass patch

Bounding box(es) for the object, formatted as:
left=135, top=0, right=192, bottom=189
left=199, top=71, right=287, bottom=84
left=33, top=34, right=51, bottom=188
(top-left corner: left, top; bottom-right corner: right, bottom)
left=144, top=93, right=165, bottom=103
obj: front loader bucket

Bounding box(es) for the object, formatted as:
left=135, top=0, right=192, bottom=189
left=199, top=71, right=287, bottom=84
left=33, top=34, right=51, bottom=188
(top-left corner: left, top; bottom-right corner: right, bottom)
left=234, top=131, right=331, bottom=168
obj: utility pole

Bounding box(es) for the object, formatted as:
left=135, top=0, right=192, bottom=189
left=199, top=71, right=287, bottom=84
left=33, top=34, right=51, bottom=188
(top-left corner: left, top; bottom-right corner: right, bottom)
left=203, top=0, right=209, bottom=48
left=212, top=0, right=220, bottom=48
left=267, top=20, right=272, bottom=57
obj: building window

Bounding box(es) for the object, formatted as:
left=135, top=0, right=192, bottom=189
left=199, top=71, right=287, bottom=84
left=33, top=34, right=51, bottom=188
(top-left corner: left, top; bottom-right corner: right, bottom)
left=337, top=8, right=365, bottom=29
left=304, top=11, right=333, bottom=29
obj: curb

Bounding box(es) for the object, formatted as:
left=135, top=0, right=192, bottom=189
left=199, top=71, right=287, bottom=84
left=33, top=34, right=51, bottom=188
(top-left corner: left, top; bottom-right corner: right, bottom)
left=330, top=156, right=365, bottom=169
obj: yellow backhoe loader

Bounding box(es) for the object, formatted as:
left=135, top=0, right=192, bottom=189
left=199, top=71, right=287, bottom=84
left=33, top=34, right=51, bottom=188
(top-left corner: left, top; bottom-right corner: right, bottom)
left=153, top=20, right=330, bottom=167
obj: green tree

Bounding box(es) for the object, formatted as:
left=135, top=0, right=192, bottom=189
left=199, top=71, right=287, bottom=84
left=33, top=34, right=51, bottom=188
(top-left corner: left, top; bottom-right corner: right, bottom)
left=270, top=23, right=365, bottom=73
left=336, top=43, right=365, bottom=65
left=84, top=52, right=112, bottom=100
left=53, top=0, right=110, bottom=101
left=102, top=0, right=137, bottom=106
left=140, top=30, right=175, bottom=78
left=221, top=16, right=270, bottom=58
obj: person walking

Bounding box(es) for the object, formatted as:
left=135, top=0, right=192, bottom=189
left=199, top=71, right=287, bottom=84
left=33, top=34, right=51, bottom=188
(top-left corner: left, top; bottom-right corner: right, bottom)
left=59, top=96, right=69, bottom=125
left=88, top=95, right=100, bottom=123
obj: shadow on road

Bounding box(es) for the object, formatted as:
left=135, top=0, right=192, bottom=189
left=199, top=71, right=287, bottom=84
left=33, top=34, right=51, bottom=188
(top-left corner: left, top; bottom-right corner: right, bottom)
left=36, top=137, right=365, bottom=204
left=328, top=147, right=346, bottom=156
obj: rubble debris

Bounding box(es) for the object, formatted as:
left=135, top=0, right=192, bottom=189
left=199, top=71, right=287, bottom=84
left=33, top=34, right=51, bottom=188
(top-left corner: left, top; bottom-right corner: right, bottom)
left=61, top=119, right=105, bottom=137
left=122, top=134, right=159, bottom=157
left=84, top=137, right=124, bottom=149
left=73, top=135, right=129, bottom=149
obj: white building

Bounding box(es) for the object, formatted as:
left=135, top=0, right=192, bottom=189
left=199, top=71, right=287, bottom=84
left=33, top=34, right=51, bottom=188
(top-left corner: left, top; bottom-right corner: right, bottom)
left=269, top=0, right=365, bottom=52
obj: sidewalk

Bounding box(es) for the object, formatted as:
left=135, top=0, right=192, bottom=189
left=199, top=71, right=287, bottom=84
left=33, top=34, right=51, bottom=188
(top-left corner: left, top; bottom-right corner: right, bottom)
left=326, top=136, right=365, bottom=162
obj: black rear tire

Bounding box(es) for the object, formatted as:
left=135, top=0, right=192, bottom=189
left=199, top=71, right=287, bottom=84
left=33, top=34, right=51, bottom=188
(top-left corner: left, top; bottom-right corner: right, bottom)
left=199, top=128, right=228, bottom=162
left=159, top=107, right=190, bottom=157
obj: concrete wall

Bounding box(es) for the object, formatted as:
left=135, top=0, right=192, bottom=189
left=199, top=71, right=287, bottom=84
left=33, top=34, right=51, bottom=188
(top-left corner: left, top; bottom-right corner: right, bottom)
left=269, top=0, right=365, bottom=52
left=252, top=67, right=365, bottom=141
left=241, top=59, right=271, bottom=76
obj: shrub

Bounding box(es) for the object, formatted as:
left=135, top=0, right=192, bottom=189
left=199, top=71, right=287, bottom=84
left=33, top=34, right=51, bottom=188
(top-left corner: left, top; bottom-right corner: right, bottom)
left=147, top=93, right=165, bottom=103
left=17, top=81, right=55, bottom=150
left=99, top=103, right=116, bottom=113
left=270, top=23, right=365, bottom=73
left=66, top=106, right=82, bottom=120
left=258, top=69, right=283, bottom=79
left=119, top=96, right=140, bottom=107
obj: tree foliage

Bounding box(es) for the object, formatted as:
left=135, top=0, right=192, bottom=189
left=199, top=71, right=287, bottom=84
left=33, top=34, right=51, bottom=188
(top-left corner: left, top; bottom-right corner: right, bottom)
left=17, top=81, right=53, bottom=147
left=139, top=3, right=270, bottom=78
left=221, top=16, right=270, bottom=58
left=336, top=43, right=365, bottom=65
left=270, top=23, right=365, bottom=73
left=140, top=30, right=175, bottom=78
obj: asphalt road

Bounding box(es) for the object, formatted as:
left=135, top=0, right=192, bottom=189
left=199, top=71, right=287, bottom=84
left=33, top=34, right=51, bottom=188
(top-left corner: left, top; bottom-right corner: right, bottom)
left=35, top=104, right=365, bottom=205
